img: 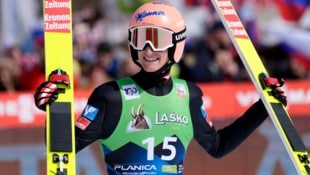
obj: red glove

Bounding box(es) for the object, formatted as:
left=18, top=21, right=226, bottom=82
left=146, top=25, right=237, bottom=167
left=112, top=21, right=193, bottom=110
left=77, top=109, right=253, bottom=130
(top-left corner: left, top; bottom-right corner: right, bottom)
left=34, top=82, right=59, bottom=111
left=264, top=77, right=287, bottom=106
left=34, top=69, right=70, bottom=111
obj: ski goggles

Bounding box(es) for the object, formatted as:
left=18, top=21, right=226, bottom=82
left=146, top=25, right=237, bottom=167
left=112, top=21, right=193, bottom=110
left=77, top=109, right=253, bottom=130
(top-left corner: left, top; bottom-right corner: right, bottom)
left=129, top=26, right=186, bottom=51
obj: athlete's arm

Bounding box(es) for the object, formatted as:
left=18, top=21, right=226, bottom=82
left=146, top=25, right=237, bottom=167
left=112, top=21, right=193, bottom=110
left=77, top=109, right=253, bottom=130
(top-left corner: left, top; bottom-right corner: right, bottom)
left=188, top=81, right=268, bottom=158
left=75, top=81, right=122, bottom=152
left=212, top=100, right=267, bottom=157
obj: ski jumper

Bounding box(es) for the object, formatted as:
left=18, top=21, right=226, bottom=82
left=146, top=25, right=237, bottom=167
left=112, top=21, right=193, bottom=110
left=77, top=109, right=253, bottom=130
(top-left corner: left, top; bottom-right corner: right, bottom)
left=75, top=71, right=268, bottom=175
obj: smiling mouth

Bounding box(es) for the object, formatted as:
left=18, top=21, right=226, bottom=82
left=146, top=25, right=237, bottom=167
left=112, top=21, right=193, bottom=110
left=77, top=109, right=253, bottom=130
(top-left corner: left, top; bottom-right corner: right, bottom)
left=144, top=57, right=159, bottom=62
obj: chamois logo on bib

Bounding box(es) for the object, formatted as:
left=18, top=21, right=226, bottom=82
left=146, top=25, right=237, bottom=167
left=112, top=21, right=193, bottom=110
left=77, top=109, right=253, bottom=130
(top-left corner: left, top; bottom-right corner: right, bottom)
left=127, top=104, right=151, bottom=132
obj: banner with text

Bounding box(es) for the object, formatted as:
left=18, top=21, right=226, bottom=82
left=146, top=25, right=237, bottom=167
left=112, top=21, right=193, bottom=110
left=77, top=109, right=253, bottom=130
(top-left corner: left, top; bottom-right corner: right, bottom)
left=0, top=80, right=309, bottom=128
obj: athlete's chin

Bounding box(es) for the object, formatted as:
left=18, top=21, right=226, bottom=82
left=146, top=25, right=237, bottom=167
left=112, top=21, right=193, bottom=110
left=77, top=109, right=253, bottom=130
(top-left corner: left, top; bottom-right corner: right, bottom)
left=143, top=69, right=159, bottom=73
left=141, top=65, right=161, bottom=73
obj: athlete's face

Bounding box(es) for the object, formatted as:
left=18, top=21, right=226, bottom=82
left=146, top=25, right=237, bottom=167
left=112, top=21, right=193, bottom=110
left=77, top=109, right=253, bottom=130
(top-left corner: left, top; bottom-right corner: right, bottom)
left=137, top=46, right=169, bottom=72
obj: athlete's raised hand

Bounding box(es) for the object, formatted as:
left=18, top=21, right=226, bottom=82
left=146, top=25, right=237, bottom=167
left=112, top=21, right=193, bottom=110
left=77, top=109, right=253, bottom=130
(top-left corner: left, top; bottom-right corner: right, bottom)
left=264, top=77, right=287, bottom=106
left=34, top=69, right=70, bottom=111
left=34, top=82, right=59, bottom=111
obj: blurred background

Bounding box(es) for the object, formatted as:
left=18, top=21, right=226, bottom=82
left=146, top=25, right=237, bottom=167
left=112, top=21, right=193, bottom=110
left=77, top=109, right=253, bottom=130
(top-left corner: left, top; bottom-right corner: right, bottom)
left=0, top=0, right=309, bottom=174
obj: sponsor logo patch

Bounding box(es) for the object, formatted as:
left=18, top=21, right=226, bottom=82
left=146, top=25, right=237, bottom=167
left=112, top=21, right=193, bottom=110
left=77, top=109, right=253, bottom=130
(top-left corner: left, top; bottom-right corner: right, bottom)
left=155, top=112, right=189, bottom=125
left=200, top=105, right=213, bottom=127
left=135, top=10, right=165, bottom=22
left=127, top=104, right=151, bottom=132
left=176, top=83, right=186, bottom=98
left=162, top=165, right=177, bottom=174
left=114, top=164, right=157, bottom=172
left=75, top=117, right=91, bottom=130
left=82, top=104, right=99, bottom=121
left=122, top=84, right=140, bottom=100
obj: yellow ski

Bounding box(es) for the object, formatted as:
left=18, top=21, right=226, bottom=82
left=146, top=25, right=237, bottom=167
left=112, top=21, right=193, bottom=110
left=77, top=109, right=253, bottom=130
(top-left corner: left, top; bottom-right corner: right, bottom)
left=210, top=0, right=310, bottom=174
left=43, top=0, right=76, bottom=174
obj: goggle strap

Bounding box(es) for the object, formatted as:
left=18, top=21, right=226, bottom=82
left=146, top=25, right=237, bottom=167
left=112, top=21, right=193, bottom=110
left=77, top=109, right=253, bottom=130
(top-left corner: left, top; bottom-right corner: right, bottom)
left=128, top=30, right=131, bottom=41
left=172, top=28, right=187, bottom=43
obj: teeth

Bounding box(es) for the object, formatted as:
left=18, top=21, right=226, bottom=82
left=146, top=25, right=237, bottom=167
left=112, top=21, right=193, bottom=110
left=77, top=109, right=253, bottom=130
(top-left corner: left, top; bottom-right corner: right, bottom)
left=144, top=57, right=158, bottom=62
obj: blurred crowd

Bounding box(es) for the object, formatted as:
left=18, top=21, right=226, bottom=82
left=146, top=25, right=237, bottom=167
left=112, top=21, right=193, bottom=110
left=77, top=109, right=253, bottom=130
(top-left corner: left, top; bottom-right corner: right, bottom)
left=0, top=0, right=310, bottom=93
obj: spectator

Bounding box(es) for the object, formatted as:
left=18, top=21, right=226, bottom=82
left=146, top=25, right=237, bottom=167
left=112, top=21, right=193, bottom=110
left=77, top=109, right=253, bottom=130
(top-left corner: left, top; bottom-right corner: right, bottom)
left=17, top=31, right=45, bottom=91
left=5, top=45, right=24, bottom=72
left=288, top=57, right=310, bottom=79
left=0, top=56, right=20, bottom=92
left=88, top=65, right=111, bottom=89
left=74, top=3, right=106, bottom=49
left=73, top=3, right=108, bottom=65
left=96, top=42, right=121, bottom=79
left=258, top=44, right=310, bottom=79
left=179, top=21, right=246, bottom=82
left=214, top=49, right=248, bottom=81
left=73, top=22, right=95, bottom=63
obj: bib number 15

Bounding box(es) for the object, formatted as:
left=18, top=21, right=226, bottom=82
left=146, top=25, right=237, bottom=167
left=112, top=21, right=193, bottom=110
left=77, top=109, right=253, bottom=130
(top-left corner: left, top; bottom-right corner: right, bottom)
left=142, top=136, right=177, bottom=161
